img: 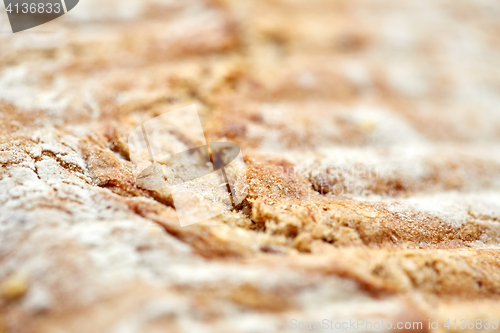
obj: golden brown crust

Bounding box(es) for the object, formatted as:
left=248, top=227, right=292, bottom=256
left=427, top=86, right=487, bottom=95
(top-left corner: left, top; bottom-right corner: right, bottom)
left=1, top=0, right=500, bottom=332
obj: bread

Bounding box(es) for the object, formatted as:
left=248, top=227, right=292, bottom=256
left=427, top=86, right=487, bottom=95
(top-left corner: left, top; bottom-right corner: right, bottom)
left=1, top=0, right=500, bottom=332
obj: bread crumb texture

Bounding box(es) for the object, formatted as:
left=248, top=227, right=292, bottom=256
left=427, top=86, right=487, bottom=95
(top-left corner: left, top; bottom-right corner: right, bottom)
left=1, top=0, right=500, bottom=332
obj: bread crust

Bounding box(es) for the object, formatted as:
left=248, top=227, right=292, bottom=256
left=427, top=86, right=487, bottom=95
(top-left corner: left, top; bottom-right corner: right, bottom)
left=1, top=0, right=500, bottom=332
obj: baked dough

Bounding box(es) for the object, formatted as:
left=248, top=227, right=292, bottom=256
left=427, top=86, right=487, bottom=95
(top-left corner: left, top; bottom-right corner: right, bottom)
left=1, top=0, right=500, bottom=332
